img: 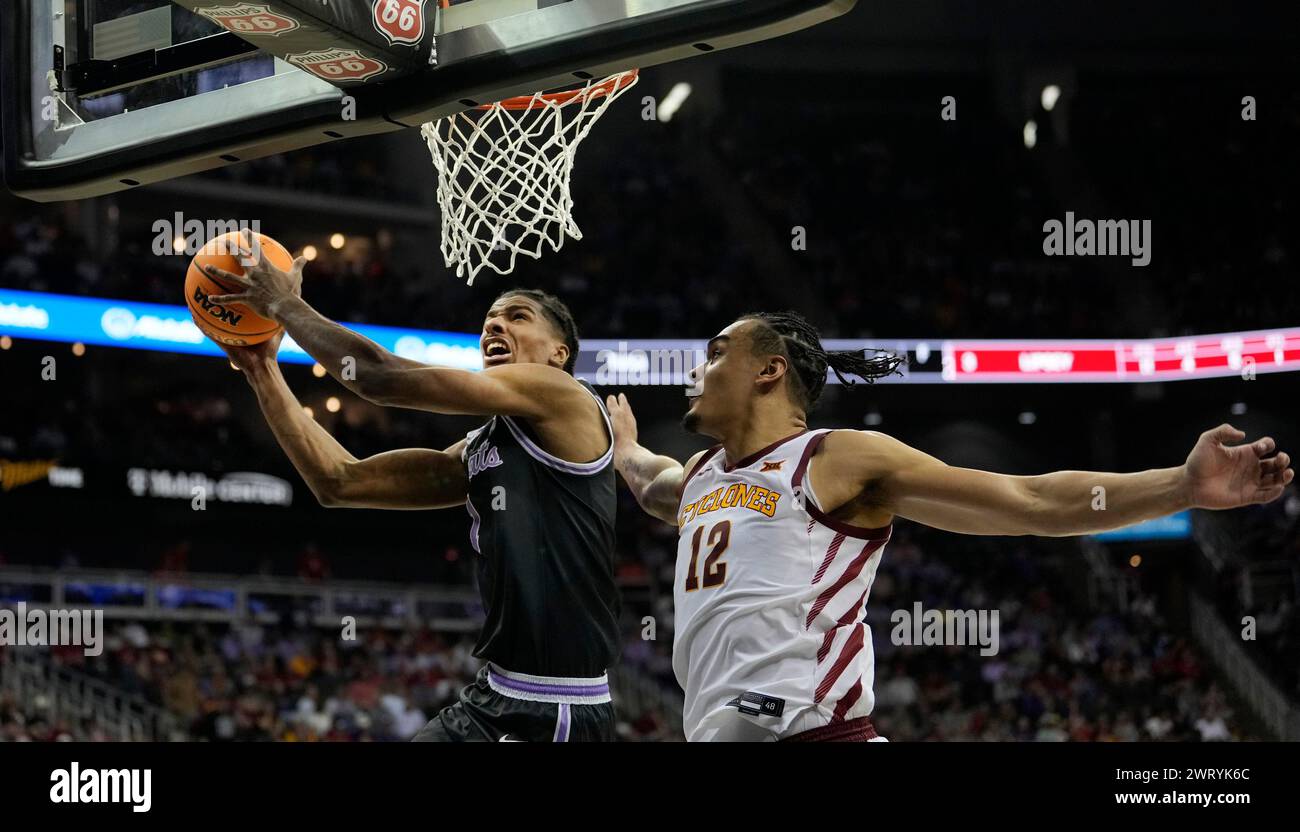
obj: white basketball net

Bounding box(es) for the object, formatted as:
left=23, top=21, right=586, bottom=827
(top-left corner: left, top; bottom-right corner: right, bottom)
left=421, top=70, right=640, bottom=285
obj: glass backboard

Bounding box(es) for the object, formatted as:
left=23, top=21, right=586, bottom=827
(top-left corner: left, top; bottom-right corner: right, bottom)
left=2, top=0, right=857, bottom=201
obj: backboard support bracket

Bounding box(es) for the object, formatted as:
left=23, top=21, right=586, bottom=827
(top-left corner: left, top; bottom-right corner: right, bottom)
left=64, top=33, right=260, bottom=98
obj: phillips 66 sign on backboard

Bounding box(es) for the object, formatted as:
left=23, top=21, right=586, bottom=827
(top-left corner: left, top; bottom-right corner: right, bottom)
left=372, top=0, right=427, bottom=47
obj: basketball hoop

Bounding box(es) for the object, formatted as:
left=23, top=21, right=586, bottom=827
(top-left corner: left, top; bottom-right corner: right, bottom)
left=421, top=69, right=640, bottom=285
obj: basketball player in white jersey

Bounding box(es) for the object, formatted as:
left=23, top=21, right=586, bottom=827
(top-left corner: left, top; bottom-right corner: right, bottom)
left=608, top=311, right=1293, bottom=742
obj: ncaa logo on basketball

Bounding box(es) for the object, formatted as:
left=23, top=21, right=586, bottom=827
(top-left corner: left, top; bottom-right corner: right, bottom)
left=287, top=49, right=388, bottom=83
left=372, top=0, right=427, bottom=47
left=192, top=286, right=243, bottom=327
left=195, top=3, right=300, bottom=37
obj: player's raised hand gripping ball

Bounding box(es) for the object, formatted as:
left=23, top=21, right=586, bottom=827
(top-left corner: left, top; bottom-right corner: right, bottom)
left=185, top=231, right=293, bottom=346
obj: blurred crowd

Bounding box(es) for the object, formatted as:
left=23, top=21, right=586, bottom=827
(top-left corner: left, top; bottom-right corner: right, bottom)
left=0, top=515, right=1280, bottom=742
left=2, top=621, right=674, bottom=742
left=867, top=528, right=1246, bottom=741
left=1206, top=488, right=1300, bottom=698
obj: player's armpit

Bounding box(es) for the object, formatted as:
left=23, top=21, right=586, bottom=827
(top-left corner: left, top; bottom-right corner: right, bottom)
left=322, top=441, right=468, bottom=510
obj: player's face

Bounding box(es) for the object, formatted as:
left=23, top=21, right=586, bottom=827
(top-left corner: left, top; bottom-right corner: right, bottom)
left=682, top=321, right=765, bottom=438
left=481, top=296, right=567, bottom=370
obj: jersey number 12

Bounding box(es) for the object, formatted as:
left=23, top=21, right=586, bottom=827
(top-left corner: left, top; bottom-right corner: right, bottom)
left=685, top=520, right=730, bottom=592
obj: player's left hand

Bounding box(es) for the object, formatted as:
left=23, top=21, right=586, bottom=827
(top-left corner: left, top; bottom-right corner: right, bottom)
left=204, top=229, right=306, bottom=320
left=1183, top=424, right=1293, bottom=509
left=605, top=392, right=640, bottom=452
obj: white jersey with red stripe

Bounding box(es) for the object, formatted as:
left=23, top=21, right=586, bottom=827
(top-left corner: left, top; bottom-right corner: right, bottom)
left=672, top=429, right=891, bottom=742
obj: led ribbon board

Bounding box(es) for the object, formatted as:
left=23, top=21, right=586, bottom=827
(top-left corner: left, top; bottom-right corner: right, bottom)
left=3, top=289, right=1298, bottom=384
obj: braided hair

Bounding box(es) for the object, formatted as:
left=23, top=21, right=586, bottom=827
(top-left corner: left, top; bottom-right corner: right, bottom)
left=740, top=311, right=904, bottom=410
left=493, top=288, right=580, bottom=374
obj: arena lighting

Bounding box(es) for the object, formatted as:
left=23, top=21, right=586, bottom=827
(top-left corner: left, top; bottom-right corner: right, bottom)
left=1231, top=402, right=1248, bottom=415
left=1041, top=85, right=1062, bottom=112
left=302, top=245, right=319, bottom=261
left=1023, top=120, right=1038, bottom=149
left=1018, top=411, right=1037, bottom=425
left=657, top=83, right=694, bottom=122
left=330, top=234, right=346, bottom=250
left=326, top=396, right=341, bottom=413
left=312, top=363, right=327, bottom=378
left=3, top=289, right=1300, bottom=385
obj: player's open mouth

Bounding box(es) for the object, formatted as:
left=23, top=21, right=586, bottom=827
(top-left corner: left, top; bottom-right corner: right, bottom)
left=483, top=338, right=513, bottom=366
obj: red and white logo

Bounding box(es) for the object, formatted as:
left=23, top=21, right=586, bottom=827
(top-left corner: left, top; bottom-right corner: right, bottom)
left=196, top=3, right=300, bottom=37
left=286, top=49, right=388, bottom=83
left=372, top=0, right=427, bottom=47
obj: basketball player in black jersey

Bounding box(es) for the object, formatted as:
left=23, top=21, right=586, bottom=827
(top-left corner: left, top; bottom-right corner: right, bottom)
left=203, top=235, right=619, bottom=742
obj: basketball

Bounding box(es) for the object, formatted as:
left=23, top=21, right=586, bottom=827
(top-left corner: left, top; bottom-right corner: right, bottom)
left=184, top=231, right=292, bottom=346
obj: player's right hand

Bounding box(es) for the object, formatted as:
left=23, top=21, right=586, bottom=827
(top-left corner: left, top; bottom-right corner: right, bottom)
left=220, top=330, right=285, bottom=373
left=605, top=392, right=639, bottom=449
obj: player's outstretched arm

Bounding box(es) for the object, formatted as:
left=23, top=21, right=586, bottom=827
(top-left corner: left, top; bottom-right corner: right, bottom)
left=202, top=230, right=588, bottom=421
left=224, top=336, right=468, bottom=510
left=817, top=425, right=1292, bottom=537
left=607, top=393, right=692, bottom=526
left=272, top=292, right=588, bottom=419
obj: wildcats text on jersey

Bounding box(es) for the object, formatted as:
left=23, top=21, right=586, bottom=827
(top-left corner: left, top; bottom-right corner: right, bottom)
left=466, top=442, right=503, bottom=479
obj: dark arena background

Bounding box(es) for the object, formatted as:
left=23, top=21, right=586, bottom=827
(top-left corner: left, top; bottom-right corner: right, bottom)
left=0, top=0, right=1297, bottom=814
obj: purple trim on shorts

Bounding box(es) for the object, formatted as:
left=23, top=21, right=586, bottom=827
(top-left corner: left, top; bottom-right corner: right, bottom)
left=553, top=703, right=572, bottom=742
left=489, top=670, right=609, bottom=698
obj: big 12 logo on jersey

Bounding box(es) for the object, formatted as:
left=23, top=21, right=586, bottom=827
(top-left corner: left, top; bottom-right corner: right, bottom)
left=372, top=0, right=427, bottom=47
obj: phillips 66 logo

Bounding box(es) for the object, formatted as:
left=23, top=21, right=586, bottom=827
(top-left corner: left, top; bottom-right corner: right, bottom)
left=287, top=49, right=388, bottom=82
left=196, top=3, right=301, bottom=36
left=372, top=0, right=427, bottom=46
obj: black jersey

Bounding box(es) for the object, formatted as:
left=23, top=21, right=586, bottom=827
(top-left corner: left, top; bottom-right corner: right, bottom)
left=460, top=381, right=620, bottom=677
